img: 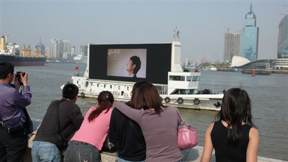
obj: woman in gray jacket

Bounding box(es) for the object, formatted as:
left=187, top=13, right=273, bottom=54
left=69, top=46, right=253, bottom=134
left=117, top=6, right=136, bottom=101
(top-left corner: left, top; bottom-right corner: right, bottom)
left=114, top=83, right=183, bottom=162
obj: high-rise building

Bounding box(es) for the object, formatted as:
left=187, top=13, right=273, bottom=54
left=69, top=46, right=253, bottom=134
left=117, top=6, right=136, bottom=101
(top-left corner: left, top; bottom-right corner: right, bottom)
left=277, top=15, right=288, bottom=58
left=224, top=32, right=241, bottom=62
left=50, top=38, right=72, bottom=58
left=63, top=40, right=71, bottom=54
left=80, top=45, right=88, bottom=56
left=275, top=15, right=288, bottom=69
left=71, top=46, right=75, bottom=54
left=45, top=46, right=51, bottom=58
left=50, top=38, right=58, bottom=58
left=240, top=4, right=259, bottom=61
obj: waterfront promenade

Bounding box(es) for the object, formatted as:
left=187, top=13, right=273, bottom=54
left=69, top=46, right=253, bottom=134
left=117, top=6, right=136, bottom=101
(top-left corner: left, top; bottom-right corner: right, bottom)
left=24, top=119, right=287, bottom=162
left=25, top=143, right=287, bottom=162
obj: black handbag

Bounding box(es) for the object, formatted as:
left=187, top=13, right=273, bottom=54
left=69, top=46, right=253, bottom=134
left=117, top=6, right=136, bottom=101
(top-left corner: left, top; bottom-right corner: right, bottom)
left=55, top=101, right=68, bottom=150
left=56, top=133, right=68, bottom=150
left=101, top=135, right=118, bottom=153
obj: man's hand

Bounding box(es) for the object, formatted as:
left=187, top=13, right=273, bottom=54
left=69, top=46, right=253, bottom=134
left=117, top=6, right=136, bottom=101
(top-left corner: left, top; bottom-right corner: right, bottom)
left=14, top=77, right=21, bottom=90
left=20, top=72, right=28, bottom=86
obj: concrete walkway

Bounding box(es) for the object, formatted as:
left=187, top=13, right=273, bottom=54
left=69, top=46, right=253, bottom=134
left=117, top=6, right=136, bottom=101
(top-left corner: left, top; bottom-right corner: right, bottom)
left=100, top=146, right=287, bottom=162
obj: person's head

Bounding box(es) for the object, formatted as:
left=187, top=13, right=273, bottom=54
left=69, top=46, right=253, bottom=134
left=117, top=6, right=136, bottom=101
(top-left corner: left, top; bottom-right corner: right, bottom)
left=0, top=62, right=14, bottom=83
left=218, top=88, right=255, bottom=146
left=88, top=91, right=114, bottom=122
left=62, top=83, right=79, bottom=102
left=131, top=83, right=163, bottom=114
left=126, top=56, right=141, bottom=76
left=130, top=81, right=148, bottom=97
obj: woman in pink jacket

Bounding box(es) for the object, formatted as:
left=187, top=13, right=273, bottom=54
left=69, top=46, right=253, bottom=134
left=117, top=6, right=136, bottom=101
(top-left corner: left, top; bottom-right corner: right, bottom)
left=64, top=91, right=114, bottom=162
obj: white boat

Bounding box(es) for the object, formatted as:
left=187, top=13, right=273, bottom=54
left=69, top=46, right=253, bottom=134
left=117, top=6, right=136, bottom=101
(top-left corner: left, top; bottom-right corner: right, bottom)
left=209, top=66, right=217, bottom=71
left=73, top=54, right=87, bottom=64
left=65, top=41, right=223, bottom=111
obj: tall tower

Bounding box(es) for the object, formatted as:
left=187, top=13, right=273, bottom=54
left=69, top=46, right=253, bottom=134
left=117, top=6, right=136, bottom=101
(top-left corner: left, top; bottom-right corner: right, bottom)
left=240, top=4, right=259, bottom=61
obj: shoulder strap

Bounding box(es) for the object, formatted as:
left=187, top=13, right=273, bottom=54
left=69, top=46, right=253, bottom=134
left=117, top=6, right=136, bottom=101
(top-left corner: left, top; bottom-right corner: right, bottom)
left=175, top=107, right=184, bottom=122
left=55, top=100, right=61, bottom=134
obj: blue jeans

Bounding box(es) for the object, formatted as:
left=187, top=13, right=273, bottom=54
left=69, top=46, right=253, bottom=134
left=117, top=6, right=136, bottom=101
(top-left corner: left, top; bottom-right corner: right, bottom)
left=32, top=141, right=61, bottom=162
left=64, top=141, right=100, bottom=162
left=118, top=157, right=145, bottom=162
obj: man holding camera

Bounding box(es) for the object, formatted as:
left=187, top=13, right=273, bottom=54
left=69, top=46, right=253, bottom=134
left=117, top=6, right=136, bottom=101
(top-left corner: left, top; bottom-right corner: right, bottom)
left=0, top=62, right=32, bottom=162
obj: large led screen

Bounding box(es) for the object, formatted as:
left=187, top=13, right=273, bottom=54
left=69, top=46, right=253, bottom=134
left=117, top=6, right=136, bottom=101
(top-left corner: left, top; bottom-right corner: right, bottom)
left=107, top=49, right=147, bottom=78
left=89, top=43, right=172, bottom=84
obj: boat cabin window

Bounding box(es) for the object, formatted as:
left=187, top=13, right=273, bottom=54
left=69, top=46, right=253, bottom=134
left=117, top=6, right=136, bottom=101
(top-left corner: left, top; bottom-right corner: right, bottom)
left=110, top=85, right=112, bottom=89
left=171, top=89, right=196, bottom=95
left=104, top=84, right=106, bottom=88
left=186, top=76, right=192, bottom=81
left=127, top=86, right=129, bottom=91
left=192, top=76, right=198, bottom=81
left=97, top=84, right=99, bottom=87
left=169, top=75, right=185, bottom=81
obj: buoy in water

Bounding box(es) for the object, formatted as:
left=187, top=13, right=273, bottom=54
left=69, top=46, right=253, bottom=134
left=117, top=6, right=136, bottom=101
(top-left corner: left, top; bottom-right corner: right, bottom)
left=252, top=69, right=256, bottom=77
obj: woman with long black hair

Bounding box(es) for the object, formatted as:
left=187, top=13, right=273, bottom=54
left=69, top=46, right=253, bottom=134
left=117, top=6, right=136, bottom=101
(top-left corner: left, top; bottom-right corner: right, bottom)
left=201, top=88, right=259, bottom=162
left=64, top=91, right=114, bottom=162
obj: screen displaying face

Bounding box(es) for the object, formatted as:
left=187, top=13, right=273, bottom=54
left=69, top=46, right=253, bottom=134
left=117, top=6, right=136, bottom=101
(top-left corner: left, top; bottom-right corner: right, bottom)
left=89, top=43, right=171, bottom=84
left=107, top=49, right=147, bottom=78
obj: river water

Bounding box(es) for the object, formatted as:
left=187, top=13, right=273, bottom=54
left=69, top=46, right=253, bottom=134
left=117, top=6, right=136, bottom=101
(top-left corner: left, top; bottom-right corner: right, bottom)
left=15, top=63, right=288, bottom=160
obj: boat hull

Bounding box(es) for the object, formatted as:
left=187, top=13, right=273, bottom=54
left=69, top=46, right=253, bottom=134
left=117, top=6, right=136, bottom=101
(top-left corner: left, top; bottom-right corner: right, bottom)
left=0, top=55, right=46, bottom=66
left=241, top=69, right=271, bottom=75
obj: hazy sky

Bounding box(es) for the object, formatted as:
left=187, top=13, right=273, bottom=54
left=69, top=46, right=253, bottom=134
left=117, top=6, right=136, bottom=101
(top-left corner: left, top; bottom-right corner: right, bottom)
left=1, top=0, right=287, bottom=62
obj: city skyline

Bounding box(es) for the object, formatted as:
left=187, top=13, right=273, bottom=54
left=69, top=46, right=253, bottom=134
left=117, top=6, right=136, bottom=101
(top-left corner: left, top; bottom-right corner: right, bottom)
left=1, top=0, right=287, bottom=62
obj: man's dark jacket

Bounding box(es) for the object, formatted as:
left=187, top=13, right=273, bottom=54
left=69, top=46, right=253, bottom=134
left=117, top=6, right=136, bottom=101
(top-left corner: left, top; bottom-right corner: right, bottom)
left=34, top=99, right=84, bottom=144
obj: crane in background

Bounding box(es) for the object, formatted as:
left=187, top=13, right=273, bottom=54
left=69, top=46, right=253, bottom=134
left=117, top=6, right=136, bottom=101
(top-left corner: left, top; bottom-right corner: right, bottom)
left=3, top=33, right=9, bottom=45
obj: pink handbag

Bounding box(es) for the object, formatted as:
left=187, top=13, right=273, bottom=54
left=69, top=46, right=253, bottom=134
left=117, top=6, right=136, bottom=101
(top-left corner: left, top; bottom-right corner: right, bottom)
left=176, top=109, right=198, bottom=150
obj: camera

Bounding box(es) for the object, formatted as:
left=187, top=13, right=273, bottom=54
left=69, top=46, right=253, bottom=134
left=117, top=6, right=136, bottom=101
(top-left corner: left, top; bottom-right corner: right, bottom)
left=15, top=71, right=25, bottom=85
left=15, top=71, right=25, bottom=79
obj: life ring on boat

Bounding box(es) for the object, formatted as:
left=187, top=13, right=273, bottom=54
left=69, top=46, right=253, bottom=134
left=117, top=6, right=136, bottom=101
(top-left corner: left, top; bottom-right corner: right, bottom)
left=193, top=98, right=200, bottom=105
left=77, top=84, right=81, bottom=88
left=164, top=97, right=170, bottom=103
left=177, top=98, right=184, bottom=104
left=80, top=92, right=85, bottom=98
